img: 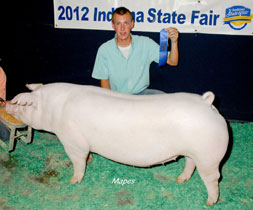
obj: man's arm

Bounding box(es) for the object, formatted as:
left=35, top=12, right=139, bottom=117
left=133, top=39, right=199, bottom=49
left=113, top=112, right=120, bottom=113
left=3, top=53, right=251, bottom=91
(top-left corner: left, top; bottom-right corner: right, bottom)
left=0, top=67, right=6, bottom=100
left=165, top=28, right=179, bottom=66
left=101, top=79, right=111, bottom=89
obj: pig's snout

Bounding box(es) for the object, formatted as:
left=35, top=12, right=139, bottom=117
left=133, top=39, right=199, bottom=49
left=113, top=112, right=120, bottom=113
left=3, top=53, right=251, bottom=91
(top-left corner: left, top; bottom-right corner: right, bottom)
left=5, top=102, right=16, bottom=115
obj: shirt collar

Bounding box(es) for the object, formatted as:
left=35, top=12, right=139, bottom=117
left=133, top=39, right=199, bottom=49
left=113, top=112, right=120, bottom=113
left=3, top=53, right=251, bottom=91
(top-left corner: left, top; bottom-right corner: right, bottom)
left=114, top=34, right=135, bottom=49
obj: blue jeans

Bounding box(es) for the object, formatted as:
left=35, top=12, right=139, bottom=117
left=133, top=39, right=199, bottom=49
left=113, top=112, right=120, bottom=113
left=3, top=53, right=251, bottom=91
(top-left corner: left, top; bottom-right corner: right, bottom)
left=0, top=121, right=10, bottom=142
left=137, top=88, right=165, bottom=95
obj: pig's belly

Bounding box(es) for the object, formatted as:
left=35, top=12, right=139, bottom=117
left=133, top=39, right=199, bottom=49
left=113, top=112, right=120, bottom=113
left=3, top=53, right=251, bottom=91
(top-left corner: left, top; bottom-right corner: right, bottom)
left=87, top=127, right=180, bottom=167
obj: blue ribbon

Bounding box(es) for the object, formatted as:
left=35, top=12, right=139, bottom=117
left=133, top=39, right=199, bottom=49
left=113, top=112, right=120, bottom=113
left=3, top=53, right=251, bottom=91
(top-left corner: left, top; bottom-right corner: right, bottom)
left=158, top=29, right=168, bottom=67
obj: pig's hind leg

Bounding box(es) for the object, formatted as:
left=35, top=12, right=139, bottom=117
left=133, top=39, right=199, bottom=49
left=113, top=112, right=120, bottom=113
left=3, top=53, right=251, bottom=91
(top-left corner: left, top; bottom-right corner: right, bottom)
left=196, top=163, right=220, bottom=206
left=176, top=156, right=196, bottom=183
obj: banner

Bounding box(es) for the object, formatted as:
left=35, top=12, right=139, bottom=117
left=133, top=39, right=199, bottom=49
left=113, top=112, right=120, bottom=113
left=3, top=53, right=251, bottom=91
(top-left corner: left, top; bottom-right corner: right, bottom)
left=53, top=0, right=253, bottom=36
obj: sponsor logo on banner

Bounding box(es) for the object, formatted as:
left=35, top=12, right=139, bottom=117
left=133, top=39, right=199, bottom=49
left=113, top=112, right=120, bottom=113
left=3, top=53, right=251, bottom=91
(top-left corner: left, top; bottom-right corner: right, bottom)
left=223, top=6, right=253, bottom=30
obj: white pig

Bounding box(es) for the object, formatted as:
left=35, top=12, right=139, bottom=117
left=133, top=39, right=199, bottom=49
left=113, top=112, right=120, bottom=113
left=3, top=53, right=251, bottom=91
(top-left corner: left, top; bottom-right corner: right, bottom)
left=6, top=83, right=228, bottom=206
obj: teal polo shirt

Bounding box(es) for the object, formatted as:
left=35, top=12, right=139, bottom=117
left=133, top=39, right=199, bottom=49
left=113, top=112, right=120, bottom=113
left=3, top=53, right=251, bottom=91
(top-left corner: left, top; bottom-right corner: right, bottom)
left=92, top=34, right=166, bottom=94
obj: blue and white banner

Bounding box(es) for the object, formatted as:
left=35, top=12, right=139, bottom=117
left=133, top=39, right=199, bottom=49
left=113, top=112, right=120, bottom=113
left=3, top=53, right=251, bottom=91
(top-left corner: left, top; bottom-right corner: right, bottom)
left=53, top=0, right=253, bottom=35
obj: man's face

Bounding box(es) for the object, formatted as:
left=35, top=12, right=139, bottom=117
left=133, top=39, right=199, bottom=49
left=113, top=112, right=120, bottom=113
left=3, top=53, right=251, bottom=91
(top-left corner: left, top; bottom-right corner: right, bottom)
left=112, top=13, right=134, bottom=41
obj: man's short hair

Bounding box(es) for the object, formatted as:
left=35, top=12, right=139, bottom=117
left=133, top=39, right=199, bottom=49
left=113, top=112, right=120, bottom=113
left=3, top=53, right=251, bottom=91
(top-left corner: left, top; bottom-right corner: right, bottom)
left=112, top=7, right=133, bottom=23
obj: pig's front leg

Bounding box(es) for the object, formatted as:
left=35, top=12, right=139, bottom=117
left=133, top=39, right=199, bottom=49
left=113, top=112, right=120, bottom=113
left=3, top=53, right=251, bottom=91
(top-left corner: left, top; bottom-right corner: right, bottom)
left=176, top=156, right=196, bottom=183
left=64, top=146, right=89, bottom=184
left=59, top=134, right=89, bottom=184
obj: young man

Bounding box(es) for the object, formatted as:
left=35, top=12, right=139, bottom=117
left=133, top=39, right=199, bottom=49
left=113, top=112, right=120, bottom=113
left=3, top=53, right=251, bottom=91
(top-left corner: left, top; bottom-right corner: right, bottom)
left=92, top=7, right=179, bottom=95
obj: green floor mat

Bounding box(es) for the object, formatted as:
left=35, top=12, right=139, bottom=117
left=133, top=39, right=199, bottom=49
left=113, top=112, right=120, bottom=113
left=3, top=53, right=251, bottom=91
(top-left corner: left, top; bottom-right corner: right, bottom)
left=0, top=122, right=252, bottom=209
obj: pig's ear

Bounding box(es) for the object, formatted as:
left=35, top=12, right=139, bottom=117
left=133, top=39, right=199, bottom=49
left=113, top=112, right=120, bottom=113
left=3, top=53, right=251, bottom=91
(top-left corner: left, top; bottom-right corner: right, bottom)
left=11, top=93, right=38, bottom=107
left=26, top=83, right=43, bottom=91
left=202, top=91, right=215, bottom=105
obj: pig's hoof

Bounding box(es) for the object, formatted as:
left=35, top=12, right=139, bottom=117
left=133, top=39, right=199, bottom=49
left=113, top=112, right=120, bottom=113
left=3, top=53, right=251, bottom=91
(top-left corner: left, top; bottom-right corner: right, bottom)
left=69, top=177, right=81, bottom=184
left=176, top=178, right=185, bottom=183
left=205, top=196, right=218, bottom=206
left=176, top=177, right=189, bottom=183
left=205, top=201, right=214, bottom=206
left=87, top=154, right=93, bottom=164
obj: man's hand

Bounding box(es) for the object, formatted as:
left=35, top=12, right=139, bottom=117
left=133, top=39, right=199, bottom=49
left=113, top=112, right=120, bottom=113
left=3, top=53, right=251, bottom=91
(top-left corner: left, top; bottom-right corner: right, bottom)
left=165, top=27, right=179, bottom=43
left=165, top=28, right=179, bottom=66
left=101, top=79, right=111, bottom=89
